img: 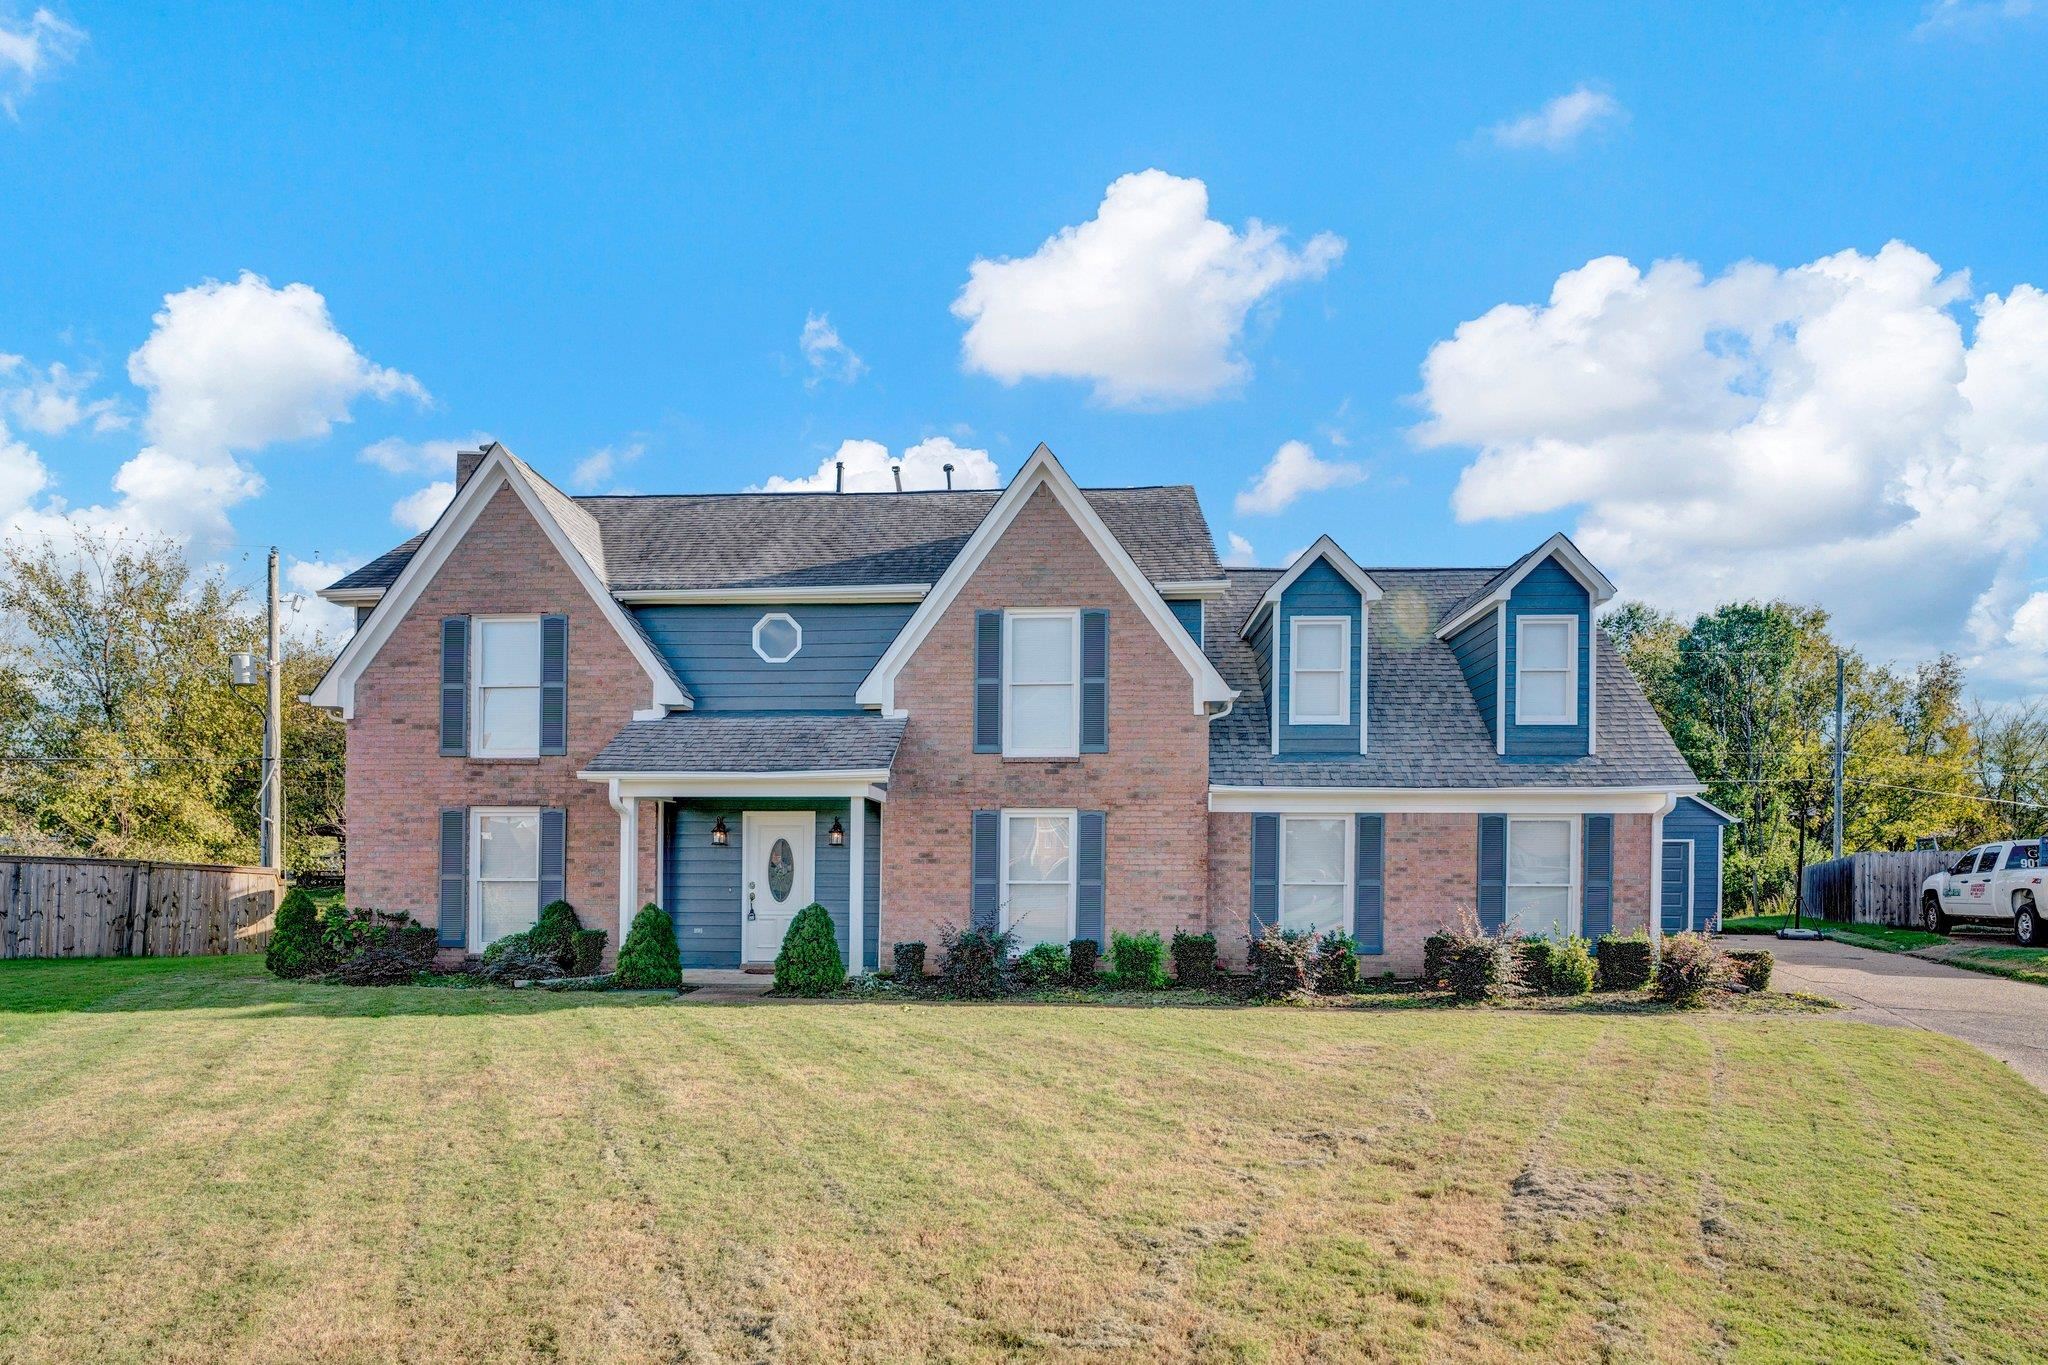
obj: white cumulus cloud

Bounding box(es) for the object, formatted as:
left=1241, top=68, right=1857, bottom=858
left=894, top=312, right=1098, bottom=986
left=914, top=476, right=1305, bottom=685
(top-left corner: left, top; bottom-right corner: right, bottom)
left=952, top=169, right=1345, bottom=407
left=360, top=431, right=489, bottom=477
left=0, top=356, right=122, bottom=434
left=799, top=312, right=866, bottom=388
left=284, top=556, right=364, bottom=641
left=391, top=481, right=456, bottom=533
left=752, top=436, right=999, bottom=493
left=0, top=7, right=85, bottom=117
left=1234, top=439, right=1365, bottom=516
left=571, top=442, right=644, bottom=492
left=1414, top=241, right=2048, bottom=690
left=1487, top=85, right=1626, bottom=151
left=1223, top=532, right=1258, bottom=567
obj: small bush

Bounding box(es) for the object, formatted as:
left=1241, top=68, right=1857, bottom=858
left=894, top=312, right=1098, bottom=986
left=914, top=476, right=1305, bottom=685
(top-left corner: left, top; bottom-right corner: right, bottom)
left=1315, top=932, right=1360, bottom=994
left=1014, top=941, right=1071, bottom=987
left=529, top=900, right=581, bottom=961
left=1247, top=926, right=1316, bottom=1001
left=774, top=903, right=846, bottom=996
left=1170, top=931, right=1220, bottom=988
left=265, top=887, right=332, bottom=979
left=570, top=928, right=607, bottom=977
left=1445, top=937, right=1519, bottom=1002
left=1654, top=932, right=1733, bottom=1008
left=320, top=911, right=439, bottom=984
left=1067, top=937, right=1100, bottom=983
left=1422, top=931, right=1456, bottom=986
left=892, top=941, right=927, bottom=978
left=1516, top=938, right=1556, bottom=994
left=1546, top=936, right=1596, bottom=996
left=1107, top=930, right=1168, bottom=989
left=1728, top=948, right=1774, bottom=992
left=937, top=924, right=1015, bottom=998
left=614, top=904, right=681, bottom=989
left=1596, top=932, right=1655, bottom=991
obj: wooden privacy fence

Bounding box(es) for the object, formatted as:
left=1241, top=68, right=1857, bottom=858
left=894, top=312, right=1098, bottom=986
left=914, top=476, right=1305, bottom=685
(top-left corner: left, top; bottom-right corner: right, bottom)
left=0, top=856, right=282, bottom=959
left=1800, top=851, right=1951, bottom=927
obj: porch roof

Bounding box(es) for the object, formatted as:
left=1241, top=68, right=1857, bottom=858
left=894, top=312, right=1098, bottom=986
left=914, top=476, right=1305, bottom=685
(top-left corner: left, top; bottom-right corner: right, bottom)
left=582, top=710, right=907, bottom=776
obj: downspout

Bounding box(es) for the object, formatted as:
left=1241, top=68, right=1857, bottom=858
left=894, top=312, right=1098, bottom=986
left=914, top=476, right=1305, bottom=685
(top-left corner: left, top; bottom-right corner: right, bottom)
left=1649, top=792, right=1677, bottom=953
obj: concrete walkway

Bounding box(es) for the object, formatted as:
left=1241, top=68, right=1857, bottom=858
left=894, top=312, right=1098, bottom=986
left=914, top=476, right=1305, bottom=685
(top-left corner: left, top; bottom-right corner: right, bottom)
left=676, top=969, right=774, bottom=1003
left=1763, top=935, right=2048, bottom=1094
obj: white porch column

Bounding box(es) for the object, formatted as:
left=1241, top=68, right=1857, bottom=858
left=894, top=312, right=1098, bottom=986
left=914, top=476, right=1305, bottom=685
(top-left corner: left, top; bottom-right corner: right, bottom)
left=615, top=792, right=639, bottom=933
left=847, top=795, right=866, bottom=975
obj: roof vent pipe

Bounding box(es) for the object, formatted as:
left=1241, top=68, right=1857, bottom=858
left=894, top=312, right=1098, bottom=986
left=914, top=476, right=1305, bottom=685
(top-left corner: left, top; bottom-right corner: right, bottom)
left=834, top=460, right=844, bottom=493
left=943, top=462, right=954, bottom=490
left=891, top=463, right=902, bottom=493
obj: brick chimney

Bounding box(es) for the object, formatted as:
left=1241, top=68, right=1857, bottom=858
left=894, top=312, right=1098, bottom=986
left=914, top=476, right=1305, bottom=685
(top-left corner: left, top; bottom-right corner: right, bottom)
left=455, top=445, right=489, bottom=489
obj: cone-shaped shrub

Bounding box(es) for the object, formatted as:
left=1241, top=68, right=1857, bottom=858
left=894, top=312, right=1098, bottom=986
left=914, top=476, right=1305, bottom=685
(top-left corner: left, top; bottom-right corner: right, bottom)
left=527, top=900, right=582, bottom=964
left=613, top=903, right=680, bottom=989
left=265, top=887, right=330, bottom=979
left=774, top=902, right=846, bottom=996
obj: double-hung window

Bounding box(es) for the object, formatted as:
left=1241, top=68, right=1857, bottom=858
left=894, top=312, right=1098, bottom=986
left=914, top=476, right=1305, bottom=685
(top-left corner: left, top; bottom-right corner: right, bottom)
left=1003, top=610, right=1079, bottom=757
left=1514, top=616, right=1578, bottom=726
left=473, top=616, right=542, bottom=757
left=1280, top=815, right=1350, bottom=936
left=1001, top=810, right=1074, bottom=949
left=1506, top=817, right=1573, bottom=936
left=473, top=808, right=540, bottom=945
left=1288, top=617, right=1350, bottom=726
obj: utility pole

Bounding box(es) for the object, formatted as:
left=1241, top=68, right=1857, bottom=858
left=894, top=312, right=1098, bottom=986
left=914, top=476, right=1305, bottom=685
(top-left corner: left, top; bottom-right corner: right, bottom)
left=1831, top=651, right=1845, bottom=862
left=264, top=547, right=284, bottom=871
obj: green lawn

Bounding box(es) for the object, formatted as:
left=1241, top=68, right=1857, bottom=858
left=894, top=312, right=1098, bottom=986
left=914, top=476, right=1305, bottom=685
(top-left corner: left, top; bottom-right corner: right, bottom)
left=1720, top=914, right=1950, bottom=952
left=1938, top=945, right=2048, bottom=988
left=2, top=958, right=2045, bottom=1363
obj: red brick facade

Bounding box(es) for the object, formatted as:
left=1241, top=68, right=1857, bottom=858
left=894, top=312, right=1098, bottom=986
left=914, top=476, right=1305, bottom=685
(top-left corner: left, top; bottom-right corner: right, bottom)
left=881, top=485, right=1213, bottom=955
left=344, top=482, right=658, bottom=960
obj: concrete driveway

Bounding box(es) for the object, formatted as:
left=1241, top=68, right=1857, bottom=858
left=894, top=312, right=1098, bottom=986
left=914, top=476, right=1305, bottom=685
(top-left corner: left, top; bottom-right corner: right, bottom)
left=1762, top=936, right=2048, bottom=1094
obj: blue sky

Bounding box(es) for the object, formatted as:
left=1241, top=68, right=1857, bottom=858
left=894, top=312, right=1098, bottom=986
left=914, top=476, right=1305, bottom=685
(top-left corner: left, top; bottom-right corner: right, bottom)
left=2, top=2, right=2046, bottom=687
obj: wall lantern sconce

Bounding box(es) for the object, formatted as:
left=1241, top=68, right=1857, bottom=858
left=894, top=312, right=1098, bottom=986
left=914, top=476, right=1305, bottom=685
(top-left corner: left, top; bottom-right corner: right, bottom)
left=828, top=817, right=845, bottom=846
left=710, top=816, right=729, bottom=847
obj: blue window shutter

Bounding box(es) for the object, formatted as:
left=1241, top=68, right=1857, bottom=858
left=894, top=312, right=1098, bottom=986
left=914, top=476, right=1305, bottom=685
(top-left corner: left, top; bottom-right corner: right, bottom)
left=1582, top=814, right=1613, bottom=939
left=1250, top=813, right=1279, bottom=939
left=971, top=810, right=1000, bottom=931
left=1076, top=811, right=1106, bottom=947
left=973, top=612, right=1002, bottom=753
left=438, top=809, right=467, bottom=948
left=538, top=808, right=567, bottom=910
left=439, top=616, right=469, bottom=756
left=1354, top=814, right=1384, bottom=954
left=1080, top=609, right=1109, bottom=753
left=1477, top=814, right=1506, bottom=933
left=539, top=614, right=568, bottom=755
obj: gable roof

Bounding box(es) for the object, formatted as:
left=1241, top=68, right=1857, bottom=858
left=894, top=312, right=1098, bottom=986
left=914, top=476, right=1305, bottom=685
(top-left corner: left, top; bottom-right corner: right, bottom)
left=855, top=445, right=1236, bottom=716
left=1239, top=534, right=1386, bottom=639
left=1432, top=532, right=1618, bottom=640
left=306, top=444, right=693, bottom=719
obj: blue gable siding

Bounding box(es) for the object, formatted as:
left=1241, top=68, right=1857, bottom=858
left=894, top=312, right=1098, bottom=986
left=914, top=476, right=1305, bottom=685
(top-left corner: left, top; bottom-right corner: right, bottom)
left=1665, top=796, right=1729, bottom=931
left=665, top=799, right=861, bottom=968
left=1168, top=597, right=1203, bottom=649
left=1275, top=558, right=1362, bottom=756
left=1447, top=609, right=1499, bottom=744
left=1502, top=558, right=1591, bottom=760
left=632, top=602, right=916, bottom=711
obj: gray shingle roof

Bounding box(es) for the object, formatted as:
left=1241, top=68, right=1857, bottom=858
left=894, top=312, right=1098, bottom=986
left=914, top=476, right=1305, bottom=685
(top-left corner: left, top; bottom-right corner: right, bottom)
left=1206, top=568, right=1697, bottom=789
left=584, top=712, right=907, bottom=774
left=327, top=483, right=1223, bottom=595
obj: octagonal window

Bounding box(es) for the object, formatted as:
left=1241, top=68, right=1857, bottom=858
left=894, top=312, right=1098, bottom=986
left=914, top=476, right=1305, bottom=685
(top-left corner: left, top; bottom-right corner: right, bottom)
left=752, top=612, right=802, bottom=664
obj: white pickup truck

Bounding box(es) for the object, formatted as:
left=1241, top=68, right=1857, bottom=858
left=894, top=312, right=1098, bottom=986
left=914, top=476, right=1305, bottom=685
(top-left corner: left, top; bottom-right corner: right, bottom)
left=1921, top=839, right=2045, bottom=944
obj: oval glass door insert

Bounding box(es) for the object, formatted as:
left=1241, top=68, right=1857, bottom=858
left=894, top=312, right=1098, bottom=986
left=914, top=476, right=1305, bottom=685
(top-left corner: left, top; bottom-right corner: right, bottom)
left=767, top=838, right=795, bottom=902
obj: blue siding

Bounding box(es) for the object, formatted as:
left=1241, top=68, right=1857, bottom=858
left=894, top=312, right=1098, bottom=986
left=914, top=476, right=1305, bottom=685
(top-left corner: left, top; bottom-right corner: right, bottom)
left=1447, top=609, right=1499, bottom=743
left=863, top=800, right=881, bottom=971
left=1665, top=796, right=1730, bottom=931
left=1168, top=597, right=1203, bottom=648
left=1502, top=558, right=1591, bottom=760
left=664, top=799, right=864, bottom=968
left=1660, top=840, right=1690, bottom=935
left=632, top=603, right=916, bottom=711
left=1274, top=558, right=1363, bottom=756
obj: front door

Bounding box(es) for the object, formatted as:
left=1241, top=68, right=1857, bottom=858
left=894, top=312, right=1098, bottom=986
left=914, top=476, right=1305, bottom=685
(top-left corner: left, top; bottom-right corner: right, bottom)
left=742, top=811, right=815, bottom=963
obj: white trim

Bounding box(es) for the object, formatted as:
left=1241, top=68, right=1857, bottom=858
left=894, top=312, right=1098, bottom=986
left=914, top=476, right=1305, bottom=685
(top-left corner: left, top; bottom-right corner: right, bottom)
left=1680, top=794, right=1742, bottom=825
left=998, top=808, right=1079, bottom=946
left=469, top=805, right=542, bottom=950
left=1287, top=615, right=1351, bottom=727
left=1278, top=812, right=1355, bottom=938
left=1362, top=602, right=1371, bottom=756
left=1156, top=578, right=1232, bottom=599
left=306, top=445, right=691, bottom=718
left=1494, top=607, right=1507, bottom=755
left=1588, top=627, right=1599, bottom=755
left=1506, top=814, right=1579, bottom=938
left=1434, top=532, right=1617, bottom=642
left=616, top=583, right=932, bottom=605
left=470, top=613, right=543, bottom=758
left=1513, top=615, right=1579, bottom=727
left=653, top=798, right=667, bottom=915
left=1002, top=608, right=1081, bottom=758
left=318, top=586, right=384, bottom=605
left=750, top=612, right=803, bottom=664
left=1648, top=792, right=1676, bottom=950
left=847, top=796, right=866, bottom=975
left=855, top=444, right=1234, bottom=716
left=614, top=794, right=639, bottom=937
left=585, top=772, right=891, bottom=804
left=1238, top=535, right=1386, bottom=640
left=1209, top=784, right=1697, bottom=816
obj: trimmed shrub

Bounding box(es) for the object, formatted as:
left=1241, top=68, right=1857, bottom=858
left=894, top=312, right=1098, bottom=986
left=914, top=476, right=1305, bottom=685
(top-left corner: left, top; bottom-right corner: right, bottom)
left=1516, top=938, right=1556, bottom=994
left=570, top=928, right=607, bottom=977
left=892, top=941, right=927, bottom=979
left=937, top=924, right=1015, bottom=998
left=1728, top=948, right=1774, bottom=993
left=1107, top=930, right=1168, bottom=989
left=774, top=903, right=846, bottom=996
left=1170, top=931, right=1220, bottom=988
left=1654, top=932, right=1733, bottom=1008
left=265, top=887, right=331, bottom=979
left=1546, top=936, right=1596, bottom=996
left=1596, top=932, right=1655, bottom=991
left=1315, top=932, right=1360, bottom=995
left=1422, top=931, right=1456, bottom=986
left=1247, top=926, right=1316, bottom=1001
left=527, top=900, right=581, bottom=963
left=1067, top=937, right=1100, bottom=983
left=320, top=911, right=438, bottom=985
left=1444, top=936, right=1519, bottom=1002
left=1014, top=942, right=1070, bottom=988
left=614, top=903, right=681, bottom=989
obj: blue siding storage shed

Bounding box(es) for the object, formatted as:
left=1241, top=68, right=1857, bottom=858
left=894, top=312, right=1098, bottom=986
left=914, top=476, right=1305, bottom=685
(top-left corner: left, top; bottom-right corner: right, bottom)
left=1661, top=796, right=1736, bottom=934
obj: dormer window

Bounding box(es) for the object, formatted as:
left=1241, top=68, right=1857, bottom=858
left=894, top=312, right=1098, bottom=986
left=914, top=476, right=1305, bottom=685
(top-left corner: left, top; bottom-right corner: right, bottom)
left=751, top=612, right=802, bottom=664
left=1288, top=616, right=1350, bottom=727
left=1515, top=616, right=1578, bottom=726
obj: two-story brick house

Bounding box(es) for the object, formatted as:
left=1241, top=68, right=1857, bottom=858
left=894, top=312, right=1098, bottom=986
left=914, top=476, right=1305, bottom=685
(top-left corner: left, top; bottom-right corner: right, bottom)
left=309, top=441, right=1728, bottom=977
